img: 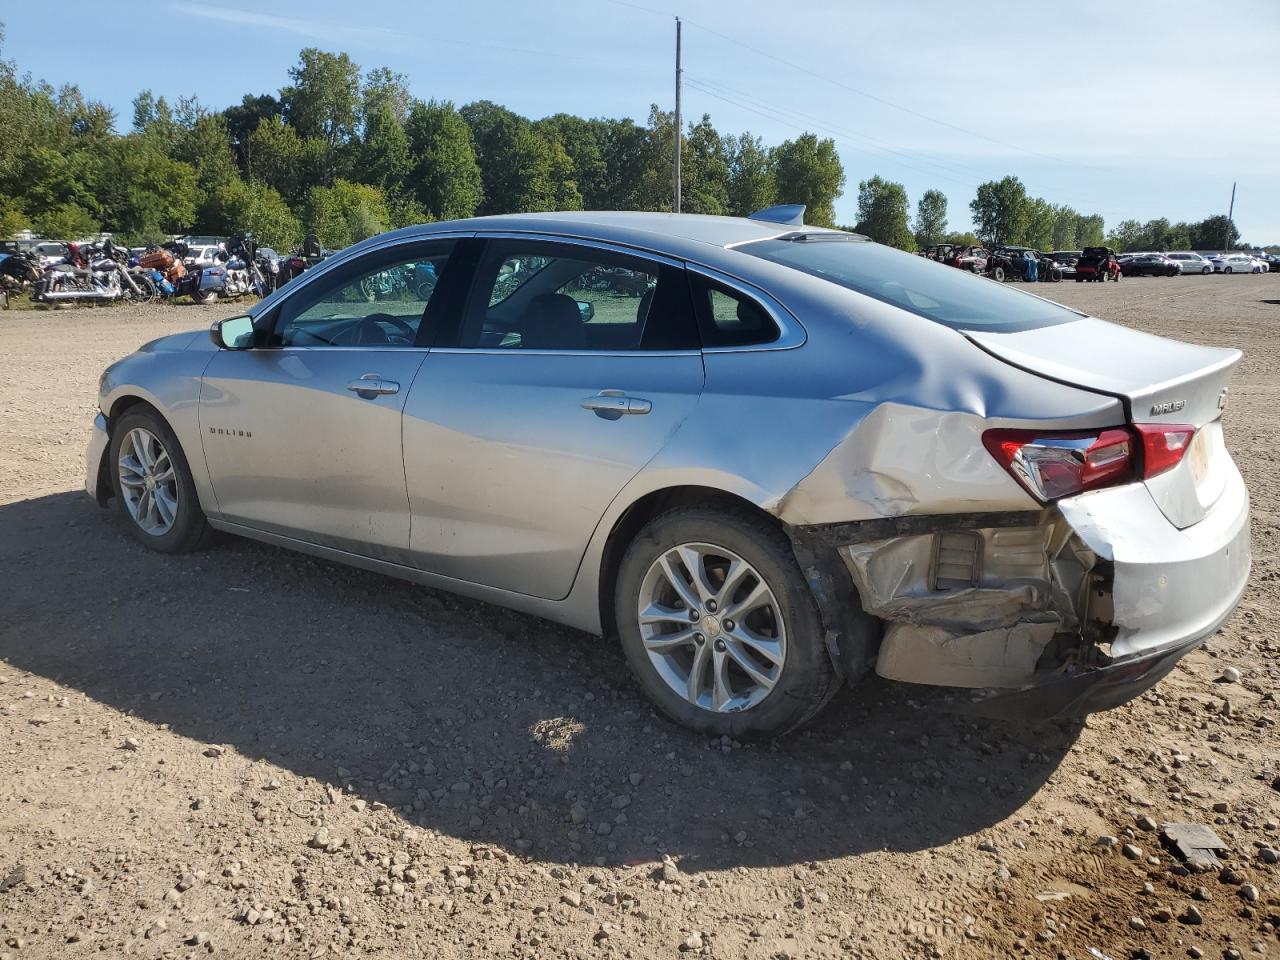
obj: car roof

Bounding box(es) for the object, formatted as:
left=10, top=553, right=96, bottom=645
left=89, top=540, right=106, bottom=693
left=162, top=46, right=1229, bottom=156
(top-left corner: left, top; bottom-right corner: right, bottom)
left=350, top=211, right=846, bottom=258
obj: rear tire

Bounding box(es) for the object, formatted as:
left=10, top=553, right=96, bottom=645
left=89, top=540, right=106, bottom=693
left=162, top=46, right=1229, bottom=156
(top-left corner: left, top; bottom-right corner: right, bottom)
left=109, top=408, right=212, bottom=554
left=192, top=288, right=218, bottom=304
left=991, top=266, right=1005, bottom=282
left=1224, top=267, right=1233, bottom=274
left=614, top=506, right=839, bottom=737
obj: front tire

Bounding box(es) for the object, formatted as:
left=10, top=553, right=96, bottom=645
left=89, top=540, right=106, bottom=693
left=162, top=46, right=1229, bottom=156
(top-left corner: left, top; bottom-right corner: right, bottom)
left=1224, top=267, right=1233, bottom=274
left=1201, top=266, right=1210, bottom=274
left=614, top=506, right=839, bottom=737
left=109, top=409, right=211, bottom=553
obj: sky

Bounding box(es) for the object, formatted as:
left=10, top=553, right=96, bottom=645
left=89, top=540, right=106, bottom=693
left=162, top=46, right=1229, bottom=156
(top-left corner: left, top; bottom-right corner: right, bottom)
left=4, top=1, right=1278, bottom=243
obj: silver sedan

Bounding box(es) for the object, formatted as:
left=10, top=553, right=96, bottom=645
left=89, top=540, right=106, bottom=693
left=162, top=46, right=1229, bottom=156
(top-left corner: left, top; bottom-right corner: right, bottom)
left=85, top=209, right=1250, bottom=736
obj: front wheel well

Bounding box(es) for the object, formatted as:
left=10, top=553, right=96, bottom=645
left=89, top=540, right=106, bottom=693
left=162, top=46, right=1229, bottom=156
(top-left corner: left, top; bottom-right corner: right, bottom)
left=96, top=397, right=174, bottom=502
left=597, top=486, right=780, bottom=638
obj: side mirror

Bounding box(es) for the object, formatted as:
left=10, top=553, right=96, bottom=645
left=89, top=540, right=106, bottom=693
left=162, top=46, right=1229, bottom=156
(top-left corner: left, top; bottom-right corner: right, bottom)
left=576, top=300, right=595, bottom=322
left=210, top=315, right=256, bottom=350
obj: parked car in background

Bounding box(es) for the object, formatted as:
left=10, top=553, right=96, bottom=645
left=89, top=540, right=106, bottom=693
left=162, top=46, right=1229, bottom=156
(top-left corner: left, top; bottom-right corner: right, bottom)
left=1048, top=251, right=1081, bottom=279
left=952, top=245, right=990, bottom=273
left=991, top=247, right=1061, bottom=282
left=1075, top=246, right=1117, bottom=282
left=33, top=240, right=73, bottom=268
left=1212, top=253, right=1260, bottom=274
left=1164, top=252, right=1212, bottom=274
left=84, top=209, right=1251, bottom=735
left=186, top=244, right=224, bottom=266
left=1248, top=256, right=1270, bottom=273
left=1121, top=254, right=1181, bottom=277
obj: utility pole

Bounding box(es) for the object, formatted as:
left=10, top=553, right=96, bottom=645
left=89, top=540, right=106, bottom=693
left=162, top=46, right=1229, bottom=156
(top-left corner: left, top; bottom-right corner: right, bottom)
left=673, top=16, right=682, bottom=214
left=1223, top=181, right=1236, bottom=251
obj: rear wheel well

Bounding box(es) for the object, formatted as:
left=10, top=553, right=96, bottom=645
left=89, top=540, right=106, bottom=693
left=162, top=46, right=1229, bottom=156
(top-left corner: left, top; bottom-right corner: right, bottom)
left=597, top=486, right=780, bottom=637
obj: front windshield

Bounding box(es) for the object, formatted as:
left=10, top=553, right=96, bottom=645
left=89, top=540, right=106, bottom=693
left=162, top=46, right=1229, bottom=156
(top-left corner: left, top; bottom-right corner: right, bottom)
left=740, top=237, right=1082, bottom=332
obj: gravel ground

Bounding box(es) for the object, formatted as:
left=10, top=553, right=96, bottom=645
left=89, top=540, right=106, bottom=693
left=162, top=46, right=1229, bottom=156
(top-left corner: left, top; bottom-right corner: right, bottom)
left=1, top=276, right=1278, bottom=960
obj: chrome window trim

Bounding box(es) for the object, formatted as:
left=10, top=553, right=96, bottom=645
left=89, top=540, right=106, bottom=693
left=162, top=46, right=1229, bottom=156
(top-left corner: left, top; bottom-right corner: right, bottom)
left=431, top=348, right=701, bottom=358
left=685, top=264, right=807, bottom=353
left=468, top=230, right=685, bottom=270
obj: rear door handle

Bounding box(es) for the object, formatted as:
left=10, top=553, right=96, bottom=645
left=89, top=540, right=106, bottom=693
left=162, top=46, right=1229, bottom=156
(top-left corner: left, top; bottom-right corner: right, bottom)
left=347, top=375, right=400, bottom=397
left=581, top=389, right=652, bottom=419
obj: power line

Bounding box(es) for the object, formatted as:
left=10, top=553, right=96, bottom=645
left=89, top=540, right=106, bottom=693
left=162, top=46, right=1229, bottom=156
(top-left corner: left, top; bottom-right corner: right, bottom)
left=683, top=74, right=1153, bottom=217
left=598, top=0, right=1105, bottom=173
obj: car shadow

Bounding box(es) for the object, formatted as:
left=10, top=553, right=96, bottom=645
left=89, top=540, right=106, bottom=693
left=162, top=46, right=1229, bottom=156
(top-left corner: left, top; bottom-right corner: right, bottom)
left=0, top=491, right=1079, bottom=872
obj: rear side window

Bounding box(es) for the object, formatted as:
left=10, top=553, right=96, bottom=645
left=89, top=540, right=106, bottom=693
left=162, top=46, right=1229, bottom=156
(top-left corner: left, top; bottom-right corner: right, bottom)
left=689, top=275, right=779, bottom=347
left=459, top=239, right=698, bottom=351
left=740, top=237, right=1082, bottom=332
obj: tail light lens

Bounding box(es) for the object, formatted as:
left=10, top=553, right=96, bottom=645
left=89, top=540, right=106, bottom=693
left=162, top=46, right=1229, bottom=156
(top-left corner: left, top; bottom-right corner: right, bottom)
left=1133, top=423, right=1196, bottom=478
left=983, top=423, right=1197, bottom=502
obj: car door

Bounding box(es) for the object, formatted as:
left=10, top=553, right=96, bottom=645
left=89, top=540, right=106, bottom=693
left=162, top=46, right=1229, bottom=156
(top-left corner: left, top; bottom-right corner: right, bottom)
left=402, top=235, right=705, bottom=599
left=199, top=238, right=459, bottom=561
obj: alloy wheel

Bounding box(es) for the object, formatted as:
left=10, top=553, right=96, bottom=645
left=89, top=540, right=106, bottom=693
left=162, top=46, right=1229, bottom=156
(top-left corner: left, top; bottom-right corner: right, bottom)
left=118, top=427, right=179, bottom=536
left=636, top=542, right=787, bottom=713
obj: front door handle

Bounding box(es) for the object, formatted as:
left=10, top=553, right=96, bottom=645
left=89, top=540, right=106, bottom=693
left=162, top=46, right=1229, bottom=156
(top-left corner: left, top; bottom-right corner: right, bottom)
left=347, top=374, right=400, bottom=397
left=581, top=389, right=652, bottom=419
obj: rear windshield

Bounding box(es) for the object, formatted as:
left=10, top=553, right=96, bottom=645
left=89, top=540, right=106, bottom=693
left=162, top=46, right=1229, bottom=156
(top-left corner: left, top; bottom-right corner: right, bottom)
left=740, top=237, right=1082, bottom=332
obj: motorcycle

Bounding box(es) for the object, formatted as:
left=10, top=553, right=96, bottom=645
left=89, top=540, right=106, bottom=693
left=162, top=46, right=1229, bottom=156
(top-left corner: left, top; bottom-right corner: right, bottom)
left=188, top=233, right=269, bottom=304
left=33, top=240, right=156, bottom=306
left=1, top=250, right=43, bottom=309
left=276, top=233, right=326, bottom=288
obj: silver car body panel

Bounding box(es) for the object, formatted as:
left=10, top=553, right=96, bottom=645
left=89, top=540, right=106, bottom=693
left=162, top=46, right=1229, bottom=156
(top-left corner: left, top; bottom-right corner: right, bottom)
left=86, top=212, right=1251, bottom=697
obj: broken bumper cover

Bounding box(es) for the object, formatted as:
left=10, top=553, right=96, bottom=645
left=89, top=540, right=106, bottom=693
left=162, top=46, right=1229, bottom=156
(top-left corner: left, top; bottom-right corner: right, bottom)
left=967, top=624, right=1219, bottom=720
left=792, top=455, right=1250, bottom=717
left=85, top=412, right=110, bottom=502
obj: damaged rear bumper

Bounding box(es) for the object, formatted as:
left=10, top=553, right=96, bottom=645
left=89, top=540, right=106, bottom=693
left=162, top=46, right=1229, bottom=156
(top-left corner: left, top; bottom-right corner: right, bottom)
left=789, top=457, right=1251, bottom=717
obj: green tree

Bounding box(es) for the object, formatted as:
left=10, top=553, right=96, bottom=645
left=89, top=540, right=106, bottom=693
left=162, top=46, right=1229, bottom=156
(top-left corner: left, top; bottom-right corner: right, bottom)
left=1190, top=215, right=1238, bottom=250
left=1107, top=218, right=1147, bottom=252
left=96, top=138, right=197, bottom=242
left=222, top=93, right=281, bottom=172
left=305, top=179, right=388, bottom=247
left=726, top=132, right=775, bottom=217
left=247, top=116, right=306, bottom=203
left=970, top=176, right=1028, bottom=248
left=177, top=114, right=240, bottom=200
left=855, top=175, right=914, bottom=249
left=359, top=103, right=411, bottom=193
left=405, top=100, right=483, bottom=221
left=0, top=193, right=27, bottom=234
left=281, top=48, right=361, bottom=145
left=32, top=202, right=98, bottom=239
left=460, top=100, right=555, bottom=214
left=683, top=115, right=730, bottom=216
left=361, top=67, right=411, bottom=125
left=203, top=178, right=302, bottom=249
left=536, top=114, right=608, bottom=208
left=1076, top=213, right=1105, bottom=247
left=912, top=188, right=948, bottom=246
left=772, top=133, right=844, bottom=227
left=1023, top=196, right=1056, bottom=250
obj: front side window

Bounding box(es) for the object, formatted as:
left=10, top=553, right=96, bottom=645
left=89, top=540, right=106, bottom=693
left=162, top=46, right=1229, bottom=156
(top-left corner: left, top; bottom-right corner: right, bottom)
left=741, top=236, right=1083, bottom=332
left=273, top=241, right=454, bottom=347
left=459, top=240, right=697, bottom=351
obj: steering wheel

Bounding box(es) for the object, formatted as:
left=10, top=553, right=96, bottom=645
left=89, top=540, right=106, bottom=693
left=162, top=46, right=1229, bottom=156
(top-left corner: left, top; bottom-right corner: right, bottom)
left=347, top=313, right=417, bottom=346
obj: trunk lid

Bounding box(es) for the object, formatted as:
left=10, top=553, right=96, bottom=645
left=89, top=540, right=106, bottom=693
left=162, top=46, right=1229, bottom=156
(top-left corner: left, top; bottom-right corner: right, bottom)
left=966, top=316, right=1241, bottom=529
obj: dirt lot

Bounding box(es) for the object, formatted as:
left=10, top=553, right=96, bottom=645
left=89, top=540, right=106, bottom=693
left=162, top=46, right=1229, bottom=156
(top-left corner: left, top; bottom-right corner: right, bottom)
left=1, top=276, right=1278, bottom=960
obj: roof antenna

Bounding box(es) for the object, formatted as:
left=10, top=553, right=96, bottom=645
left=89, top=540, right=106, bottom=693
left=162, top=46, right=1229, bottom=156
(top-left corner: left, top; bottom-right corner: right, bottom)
left=749, top=204, right=807, bottom=226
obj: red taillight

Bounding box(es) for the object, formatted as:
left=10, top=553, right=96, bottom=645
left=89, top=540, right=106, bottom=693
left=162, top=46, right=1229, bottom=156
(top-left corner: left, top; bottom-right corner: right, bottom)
left=1133, top=423, right=1195, bottom=478
left=984, top=428, right=1134, bottom=501
left=984, top=423, right=1198, bottom=501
